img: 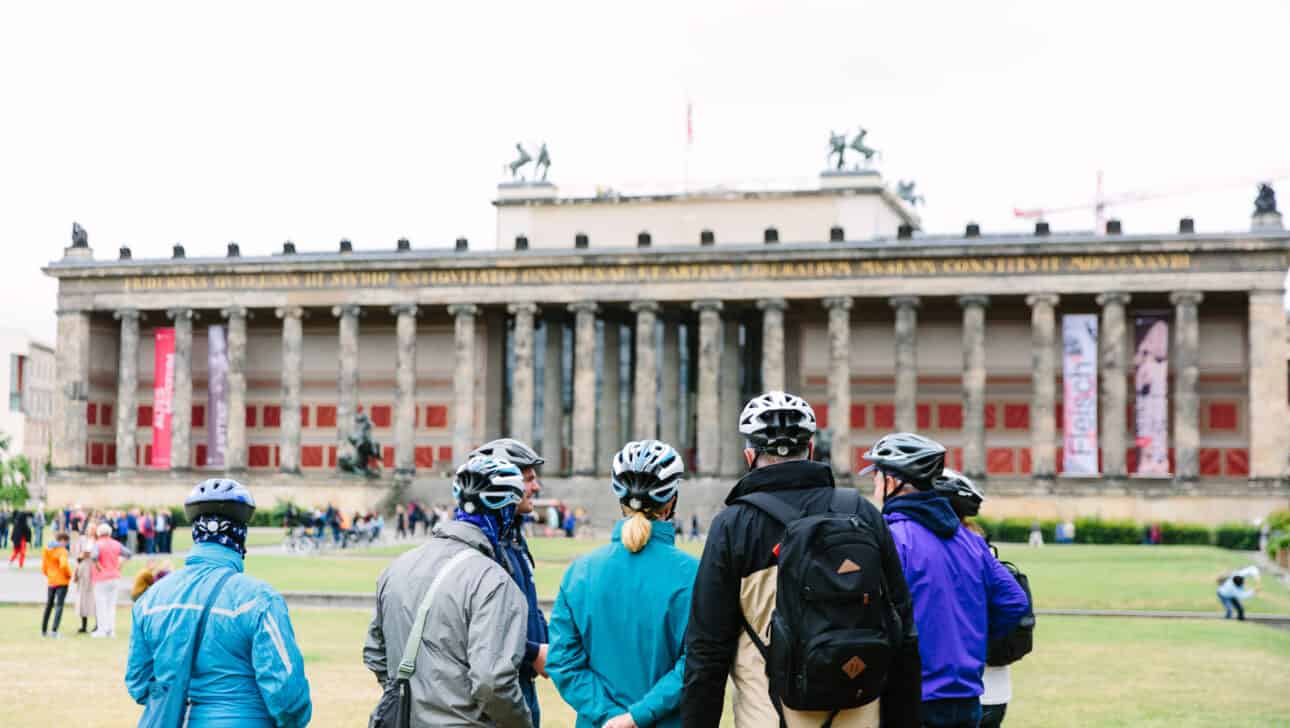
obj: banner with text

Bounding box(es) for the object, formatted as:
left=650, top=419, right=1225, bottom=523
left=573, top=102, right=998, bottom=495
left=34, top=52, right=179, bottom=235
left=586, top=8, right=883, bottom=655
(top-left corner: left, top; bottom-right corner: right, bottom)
left=207, top=325, right=228, bottom=467
left=1134, top=314, right=1171, bottom=475
left=1061, top=314, right=1099, bottom=474
left=151, top=328, right=176, bottom=469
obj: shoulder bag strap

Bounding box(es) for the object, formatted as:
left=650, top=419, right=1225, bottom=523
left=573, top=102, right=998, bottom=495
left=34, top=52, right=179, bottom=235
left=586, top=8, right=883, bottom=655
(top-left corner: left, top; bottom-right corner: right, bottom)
left=396, top=547, right=479, bottom=681
left=181, top=570, right=237, bottom=714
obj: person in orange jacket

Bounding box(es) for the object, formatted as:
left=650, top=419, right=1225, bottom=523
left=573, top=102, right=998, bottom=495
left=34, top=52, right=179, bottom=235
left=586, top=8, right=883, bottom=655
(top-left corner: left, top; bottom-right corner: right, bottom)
left=41, top=532, right=73, bottom=637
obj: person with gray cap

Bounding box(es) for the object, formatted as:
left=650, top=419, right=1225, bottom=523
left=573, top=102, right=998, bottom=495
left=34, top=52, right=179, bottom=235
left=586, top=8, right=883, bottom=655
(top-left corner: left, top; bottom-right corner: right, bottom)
left=467, top=438, right=550, bottom=726
left=864, top=433, right=1029, bottom=728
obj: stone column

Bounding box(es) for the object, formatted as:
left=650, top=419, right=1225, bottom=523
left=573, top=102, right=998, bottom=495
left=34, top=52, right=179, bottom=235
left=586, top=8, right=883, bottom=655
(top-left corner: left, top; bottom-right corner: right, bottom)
left=958, top=296, right=989, bottom=480
left=719, top=313, right=743, bottom=476
left=631, top=301, right=661, bottom=440
left=659, top=318, right=681, bottom=446
left=52, top=309, right=90, bottom=470
left=444, top=304, right=478, bottom=468
left=758, top=298, right=787, bottom=392
left=167, top=308, right=194, bottom=471
left=508, top=303, right=539, bottom=445
left=222, top=307, right=248, bottom=471
left=1248, top=289, right=1288, bottom=480
left=394, top=304, right=421, bottom=476
left=598, top=319, right=621, bottom=472
left=276, top=306, right=304, bottom=474
left=824, top=297, right=854, bottom=477
left=692, top=300, right=723, bottom=475
left=1027, top=294, right=1060, bottom=481
left=542, top=316, right=565, bottom=472
left=890, top=296, right=920, bottom=432
left=114, top=309, right=140, bottom=469
left=332, top=305, right=361, bottom=464
left=569, top=302, right=599, bottom=475
left=1171, top=291, right=1204, bottom=482
left=1097, top=292, right=1131, bottom=480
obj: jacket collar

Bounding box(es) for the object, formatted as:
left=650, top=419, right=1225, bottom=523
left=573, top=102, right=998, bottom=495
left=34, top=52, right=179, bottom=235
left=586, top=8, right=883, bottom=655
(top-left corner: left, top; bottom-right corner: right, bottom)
left=185, top=542, right=245, bottom=572
left=883, top=490, right=961, bottom=538
left=611, top=518, right=677, bottom=546
left=434, top=519, right=498, bottom=558
left=725, top=458, right=835, bottom=504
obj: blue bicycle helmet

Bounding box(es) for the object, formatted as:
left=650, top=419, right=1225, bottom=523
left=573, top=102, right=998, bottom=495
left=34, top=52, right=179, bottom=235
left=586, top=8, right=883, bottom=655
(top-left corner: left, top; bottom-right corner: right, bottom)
left=453, top=456, right=525, bottom=515
left=611, top=440, right=684, bottom=512
left=184, top=478, right=256, bottom=523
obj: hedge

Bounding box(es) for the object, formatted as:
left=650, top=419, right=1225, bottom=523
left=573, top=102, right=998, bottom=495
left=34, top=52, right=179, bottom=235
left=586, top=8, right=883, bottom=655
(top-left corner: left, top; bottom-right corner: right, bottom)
left=975, top=516, right=1259, bottom=550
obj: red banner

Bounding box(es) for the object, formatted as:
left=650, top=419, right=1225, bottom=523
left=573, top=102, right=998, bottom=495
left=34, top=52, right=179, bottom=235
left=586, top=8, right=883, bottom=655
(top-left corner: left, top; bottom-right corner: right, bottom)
left=152, top=328, right=176, bottom=469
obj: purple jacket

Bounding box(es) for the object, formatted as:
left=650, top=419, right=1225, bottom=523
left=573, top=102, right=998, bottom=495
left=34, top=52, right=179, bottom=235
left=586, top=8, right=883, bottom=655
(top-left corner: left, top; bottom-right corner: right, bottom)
left=883, top=491, right=1030, bottom=702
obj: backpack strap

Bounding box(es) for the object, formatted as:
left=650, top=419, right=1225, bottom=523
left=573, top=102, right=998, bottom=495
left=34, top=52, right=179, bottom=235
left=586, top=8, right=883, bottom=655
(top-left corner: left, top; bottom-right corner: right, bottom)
left=828, top=486, right=862, bottom=515
left=733, top=491, right=803, bottom=526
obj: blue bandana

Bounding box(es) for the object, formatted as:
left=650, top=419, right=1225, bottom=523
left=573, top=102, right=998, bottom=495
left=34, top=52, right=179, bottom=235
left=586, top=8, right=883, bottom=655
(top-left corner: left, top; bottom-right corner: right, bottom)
left=453, top=504, right=516, bottom=559
left=192, top=514, right=248, bottom=556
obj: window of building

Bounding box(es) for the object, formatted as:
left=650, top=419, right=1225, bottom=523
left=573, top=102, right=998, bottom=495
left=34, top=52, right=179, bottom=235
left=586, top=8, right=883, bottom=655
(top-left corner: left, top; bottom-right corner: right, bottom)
left=8, top=354, right=24, bottom=412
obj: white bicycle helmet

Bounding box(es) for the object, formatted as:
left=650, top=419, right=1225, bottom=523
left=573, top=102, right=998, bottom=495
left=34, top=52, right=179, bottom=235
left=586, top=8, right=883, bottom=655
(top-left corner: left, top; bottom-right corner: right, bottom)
left=611, top=440, right=684, bottom=512
left=739, top=391, right=817, bottom=455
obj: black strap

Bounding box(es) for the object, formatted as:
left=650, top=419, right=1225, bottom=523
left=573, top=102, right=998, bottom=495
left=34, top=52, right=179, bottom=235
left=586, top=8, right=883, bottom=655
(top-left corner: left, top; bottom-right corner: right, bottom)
left=734, top=492, right=803, bottom=526
left=829, top=486, right=862, bottom=515
left=186, top=570, right=236, bottom=710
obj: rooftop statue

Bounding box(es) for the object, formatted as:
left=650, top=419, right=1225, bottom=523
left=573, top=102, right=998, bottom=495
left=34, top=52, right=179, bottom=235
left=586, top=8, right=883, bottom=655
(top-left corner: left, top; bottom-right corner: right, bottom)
left=848, top=127, right=878, bottom=166
left=338, top=412, right=382, bottom=478
left=534, top=142, right=551, bottom=181
left=828, top=128, right=879, bottom=171
left=828, top=130, right=849, bottom=170
left=1255, top=183, right=1279, bottom=215
left=896, top=180, right=925, bottom=207
left=508, top=143, right=533, bottom=180
left=71, top=222, right=89, bottom=248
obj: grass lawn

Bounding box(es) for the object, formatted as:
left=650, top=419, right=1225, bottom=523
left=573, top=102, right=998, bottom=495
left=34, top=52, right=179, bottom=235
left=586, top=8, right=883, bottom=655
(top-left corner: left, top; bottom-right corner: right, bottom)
left=2, top=605, right=1286, bottom=727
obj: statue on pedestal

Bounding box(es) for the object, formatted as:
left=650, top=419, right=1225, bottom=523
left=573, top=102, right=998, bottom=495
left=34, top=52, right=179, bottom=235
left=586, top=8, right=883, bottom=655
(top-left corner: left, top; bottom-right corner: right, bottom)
left=71, top=222, right=89, bottom=248
left=827, top=128, right=879, bottom=171
left=338, top=412, right=382, bottom=478
left=508, top=143, right=533, bottom=180
left=1255, top=183, right=1278, bottom=215
left=897, top=180, right=925, bottom=207
left=848, top=128, right=878, bottom=166
left=828, top=131, right=849, bottom=170
left=534, top=143, right=551, bottom=181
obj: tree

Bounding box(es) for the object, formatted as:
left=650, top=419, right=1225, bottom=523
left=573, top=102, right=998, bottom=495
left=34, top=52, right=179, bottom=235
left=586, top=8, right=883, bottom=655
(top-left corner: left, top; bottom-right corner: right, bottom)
left=0, top=432, right=31, bottom=506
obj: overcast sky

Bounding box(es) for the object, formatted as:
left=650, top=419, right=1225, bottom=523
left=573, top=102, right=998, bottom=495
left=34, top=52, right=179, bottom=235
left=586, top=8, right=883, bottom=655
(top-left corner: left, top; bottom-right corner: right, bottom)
left=3, top=1, right=1288, bottom=343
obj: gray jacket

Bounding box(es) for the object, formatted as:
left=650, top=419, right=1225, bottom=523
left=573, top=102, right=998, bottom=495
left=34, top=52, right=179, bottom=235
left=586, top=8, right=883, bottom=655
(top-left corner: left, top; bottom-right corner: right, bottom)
left=363, top=520, right=533, bottom=728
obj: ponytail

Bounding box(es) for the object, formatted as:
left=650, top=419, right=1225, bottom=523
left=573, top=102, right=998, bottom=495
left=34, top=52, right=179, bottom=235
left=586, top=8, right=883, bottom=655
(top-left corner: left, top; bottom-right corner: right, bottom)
left=621, top=510, right=653, bottom=554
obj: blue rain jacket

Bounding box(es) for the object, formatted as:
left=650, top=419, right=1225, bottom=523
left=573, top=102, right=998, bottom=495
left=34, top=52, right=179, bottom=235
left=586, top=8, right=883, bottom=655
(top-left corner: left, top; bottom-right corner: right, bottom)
left=548, top=519, right=697, bottom=728
left=126, top=543, right=312, bottom=728
left=883, top=491, right=1030, bottom=703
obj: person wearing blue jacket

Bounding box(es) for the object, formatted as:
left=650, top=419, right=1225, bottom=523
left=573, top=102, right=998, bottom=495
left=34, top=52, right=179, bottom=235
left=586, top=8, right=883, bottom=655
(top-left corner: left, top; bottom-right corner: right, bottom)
left=863, top=433, right=1030, bottom=728
left=126, top=479, right=312, bottom=728
left=548, top=440, right=697, bottom=728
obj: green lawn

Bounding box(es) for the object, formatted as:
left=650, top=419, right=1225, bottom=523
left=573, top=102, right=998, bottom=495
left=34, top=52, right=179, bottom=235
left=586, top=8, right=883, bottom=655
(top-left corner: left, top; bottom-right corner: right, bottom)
left=2, top=605, right=1286, bottom=727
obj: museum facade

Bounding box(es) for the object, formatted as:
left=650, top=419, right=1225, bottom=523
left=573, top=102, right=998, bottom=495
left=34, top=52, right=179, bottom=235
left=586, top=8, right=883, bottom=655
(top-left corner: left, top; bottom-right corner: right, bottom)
left=42, top=173, right=1290, bottom=523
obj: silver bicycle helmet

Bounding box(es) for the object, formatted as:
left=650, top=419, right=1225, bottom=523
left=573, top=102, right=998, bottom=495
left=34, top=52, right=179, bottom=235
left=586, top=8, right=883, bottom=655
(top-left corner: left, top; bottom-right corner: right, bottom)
left=184, top=478, right=256, bottom=523
left=860, top=432, right=946, bottom=489
left=468, top=438, right=544, bottom=469
left=453, top=456, right=526, bottom=515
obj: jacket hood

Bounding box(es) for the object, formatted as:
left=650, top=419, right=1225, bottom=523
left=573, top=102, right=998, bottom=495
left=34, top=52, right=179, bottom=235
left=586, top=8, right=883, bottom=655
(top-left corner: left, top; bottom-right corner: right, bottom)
left=725, top=458, right=834, bottom=504
left=433, top=519, right=497, bottom=558
left=185, top=541, right=246, bottom=572
left=883, top=490, right=960, bottom=538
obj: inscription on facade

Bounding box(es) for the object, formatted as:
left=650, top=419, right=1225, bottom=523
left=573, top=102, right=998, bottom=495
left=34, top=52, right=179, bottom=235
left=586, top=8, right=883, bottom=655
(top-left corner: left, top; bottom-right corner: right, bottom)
left=119, top=253, right=1195, bottom=292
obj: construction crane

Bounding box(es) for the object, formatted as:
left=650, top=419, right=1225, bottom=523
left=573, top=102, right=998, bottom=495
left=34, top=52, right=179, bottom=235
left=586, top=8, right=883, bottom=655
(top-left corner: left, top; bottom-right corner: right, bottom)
left=1013, top=169, right=1290, bottom=232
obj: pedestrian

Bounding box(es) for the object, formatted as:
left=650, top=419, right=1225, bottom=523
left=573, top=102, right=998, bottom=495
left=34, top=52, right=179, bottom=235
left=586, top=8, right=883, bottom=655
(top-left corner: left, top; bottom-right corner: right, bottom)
left=1028, top=519, right=1044, bottom=548
left=115, top=511, right=129, bottom=545
left=363, top=456, right=533, bottom=727
left=683, top=392, right=921, bottom=727
left=548, top=440, right=697, bottom=728
left=8, top=507, right=32, bottom=568
left=125, top=508, right=140, bottom=553
left=689, top=513, right=701, bottom=542
left=865, top=432, right=1030, bottom=728
left=33, top=505, right=45, bottom=548
left=127, top=479, right=312, bottom=727
left=0, top=505, right=10, bottom=549
left=469, top=438, right=552, bottom=726
left=154, top=509, right=172, bottom=553
left=72, top=529, right=96, bottom=634
left=395, top=504, right=407, bottom=539
left=1217, top=567, right=1259, bottom=620
left=41, top=531, right=73, bottom=637
left=90, top=522, right=131, bottom=637
left=139, top=510, right=155, bottom=554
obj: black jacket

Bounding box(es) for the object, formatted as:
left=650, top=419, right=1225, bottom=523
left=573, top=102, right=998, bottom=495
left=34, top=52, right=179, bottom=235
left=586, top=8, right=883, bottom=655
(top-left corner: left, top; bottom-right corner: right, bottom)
left=681, top=459, right=921, bottom=727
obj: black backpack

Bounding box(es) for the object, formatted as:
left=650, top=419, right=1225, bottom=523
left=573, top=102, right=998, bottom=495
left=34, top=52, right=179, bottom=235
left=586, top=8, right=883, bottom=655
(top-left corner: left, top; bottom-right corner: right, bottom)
left=735, top=488, right=900, bottom=721
left=986, top=555, right=1035, bottom=666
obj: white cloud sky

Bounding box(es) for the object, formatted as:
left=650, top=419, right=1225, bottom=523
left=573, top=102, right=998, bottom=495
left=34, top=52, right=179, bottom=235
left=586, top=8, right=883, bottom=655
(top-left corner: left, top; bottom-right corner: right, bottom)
left=3, top=0, right=1288, bottom=343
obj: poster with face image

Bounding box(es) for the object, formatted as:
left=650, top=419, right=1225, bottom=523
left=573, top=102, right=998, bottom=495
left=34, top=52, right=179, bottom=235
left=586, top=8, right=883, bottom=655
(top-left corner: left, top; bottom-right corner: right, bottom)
left=1133, top=315, right=1170, bottom=475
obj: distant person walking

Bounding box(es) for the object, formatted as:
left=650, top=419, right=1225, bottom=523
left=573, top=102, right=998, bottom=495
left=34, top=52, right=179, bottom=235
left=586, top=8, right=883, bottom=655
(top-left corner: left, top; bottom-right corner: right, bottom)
left=8, top=508, right=32, bottom=568
left=72, top=530, right=96, bottom=634
left=154, top=509, right=173, bottom=553
left=1217, top=567, right=1259, bottom=621
left=41, top=531, right=73, bottom=637
left=1027, top=520, right=1044, bottom=548
left=90, top=522, right=131, bottom=638
left=33, top=506, right=45, bottom=548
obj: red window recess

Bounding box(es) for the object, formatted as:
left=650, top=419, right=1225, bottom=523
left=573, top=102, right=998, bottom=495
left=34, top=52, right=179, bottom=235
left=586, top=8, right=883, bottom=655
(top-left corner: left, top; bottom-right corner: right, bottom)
left=263, top=406, right=281, bottom=428
left=371, top=405, right=392, bottom=428
left=873, top=404, right=895, bottom=430
left=317, top=405, right=337, bottom=428
left=424, top=405, right=448, bottom=428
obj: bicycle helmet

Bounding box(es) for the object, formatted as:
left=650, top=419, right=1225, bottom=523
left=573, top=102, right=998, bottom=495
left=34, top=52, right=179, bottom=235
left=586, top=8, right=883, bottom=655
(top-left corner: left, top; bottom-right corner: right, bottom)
left=611, top=440, right=684, bottom=512
left=453, top=456, right=526, bottom=515
left=468, top=438, right=545, bottom=469
left=860, top=432, right=946, bottom=489
left=739, top=391, right=817, bottom=455
left=183, top=478, right=256, bottom=523
left=933, top=468, right=984, bottom=518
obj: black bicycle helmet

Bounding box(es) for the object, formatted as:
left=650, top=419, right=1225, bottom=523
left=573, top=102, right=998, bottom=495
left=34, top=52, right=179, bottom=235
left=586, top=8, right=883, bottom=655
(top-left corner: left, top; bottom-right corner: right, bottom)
left=184, top=478, right=256, bottom=523
left=932, top=468, right=984, bottom=518
left=860, top=432, right=946, bottom=489
left=468, top=438, right=545, bottom=469
left=739, top=391, right=817, bottom=455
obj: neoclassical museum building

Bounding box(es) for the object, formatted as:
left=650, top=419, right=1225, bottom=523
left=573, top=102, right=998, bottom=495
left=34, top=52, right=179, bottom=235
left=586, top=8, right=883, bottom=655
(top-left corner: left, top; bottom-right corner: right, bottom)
left=43, top=170, right=1290, bottom=524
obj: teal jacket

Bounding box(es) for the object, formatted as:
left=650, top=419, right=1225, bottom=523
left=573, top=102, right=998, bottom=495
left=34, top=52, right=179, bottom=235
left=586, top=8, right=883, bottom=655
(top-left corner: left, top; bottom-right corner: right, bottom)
left=547, top=519, right=698, bottom=728
left=126, top=543, right=312, bottom=728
